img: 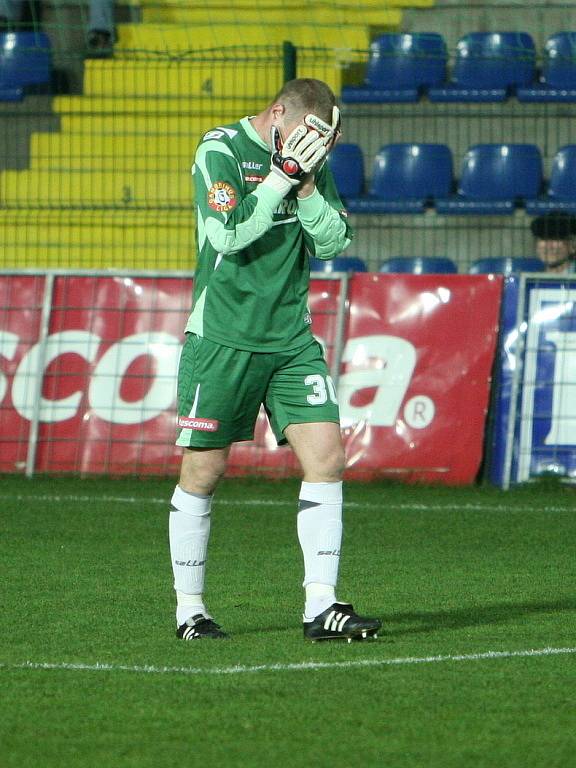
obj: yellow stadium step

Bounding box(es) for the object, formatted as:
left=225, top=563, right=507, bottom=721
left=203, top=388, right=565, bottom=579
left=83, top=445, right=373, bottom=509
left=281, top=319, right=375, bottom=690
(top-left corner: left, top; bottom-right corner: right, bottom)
left=83, top=58, right=284, bottom=99
left=131, top=0, right=408, bottom=6
left=31, top=133, right=199, bottom=160
left=123, top=0, right=421, bottom=14
left=0, top=209, right=196, bottom=230
left=138, top=6, right=400, bottom=26
left=52, top=95, right=261, bottom=117
left=0, top=244, right=193, bottom=269
left=83, top=56, right=364, bottom=102
left=132, top=0, right=425, bottom=6
left=0, top=210, right=194, bottom=225
left=381, top=0, right=433, bottom=6
left=57, top=114, right=238, bottom=135
left=31, top=154, right=194, bottom=172
left=0, top=169, right=191, bottom=207
left=115, top=24, right=370, bottom=56
left=0, top=212, right=195, bottom=269
left=30, top=133, right=199, bottom=171
left=0, top=224, right=193, bottom=250
left=54, top=96, right=351, bottom=136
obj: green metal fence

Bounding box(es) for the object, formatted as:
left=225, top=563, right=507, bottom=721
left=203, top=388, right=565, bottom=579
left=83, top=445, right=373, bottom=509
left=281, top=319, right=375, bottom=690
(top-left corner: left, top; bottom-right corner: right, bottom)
left=1, top=3, right=575, bottom=272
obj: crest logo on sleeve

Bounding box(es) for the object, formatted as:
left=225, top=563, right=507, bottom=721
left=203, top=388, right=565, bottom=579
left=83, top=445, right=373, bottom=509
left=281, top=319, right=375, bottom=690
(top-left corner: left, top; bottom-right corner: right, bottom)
left=208, top=181, right=237, bottom=212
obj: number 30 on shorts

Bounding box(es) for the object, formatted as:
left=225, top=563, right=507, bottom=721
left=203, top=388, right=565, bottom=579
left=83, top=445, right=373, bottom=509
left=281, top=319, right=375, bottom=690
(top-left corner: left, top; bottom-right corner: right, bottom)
left=304, top=374, right=338, bottom=405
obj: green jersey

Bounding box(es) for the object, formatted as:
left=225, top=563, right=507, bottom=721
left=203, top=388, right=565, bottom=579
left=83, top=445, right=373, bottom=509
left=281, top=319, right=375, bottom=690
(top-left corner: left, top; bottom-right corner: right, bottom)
left=186, top=116, right=352, bottom=352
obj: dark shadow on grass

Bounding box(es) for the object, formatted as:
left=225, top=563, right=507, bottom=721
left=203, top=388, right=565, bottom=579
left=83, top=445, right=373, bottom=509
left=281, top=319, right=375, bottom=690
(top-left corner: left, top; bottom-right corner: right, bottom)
left=227, top=598, right=576, bottom=638
left=382, top=597, right=576, bottom=637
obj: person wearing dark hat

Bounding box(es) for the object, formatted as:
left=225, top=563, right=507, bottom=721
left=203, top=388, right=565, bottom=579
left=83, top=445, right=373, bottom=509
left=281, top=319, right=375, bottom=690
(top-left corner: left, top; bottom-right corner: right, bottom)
left=530, top=211, right=576, bottom=273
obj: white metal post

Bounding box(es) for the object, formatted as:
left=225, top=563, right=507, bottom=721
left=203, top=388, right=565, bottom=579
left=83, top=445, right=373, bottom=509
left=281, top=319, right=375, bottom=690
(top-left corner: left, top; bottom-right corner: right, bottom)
left=25, top=273, right=55, bottom=478
left=331, top=272, right=350, bottom=385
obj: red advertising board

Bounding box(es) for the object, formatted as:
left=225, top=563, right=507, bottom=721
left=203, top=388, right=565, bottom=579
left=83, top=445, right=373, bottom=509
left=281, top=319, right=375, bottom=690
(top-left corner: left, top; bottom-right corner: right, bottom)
left=339, top=274, right=502, bottom=483
left=0, top=275, right=192, bottom=474
left=0, top=273, right=501, bottom=483
left=0, top=275, right=46, bottom=472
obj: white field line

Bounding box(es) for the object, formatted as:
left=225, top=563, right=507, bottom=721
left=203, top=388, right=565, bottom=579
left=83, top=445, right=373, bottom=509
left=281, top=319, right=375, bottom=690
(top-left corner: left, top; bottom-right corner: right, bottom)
left=0, top=492, right=573, bottom=514
left=2, top=647, right=575, bottom=679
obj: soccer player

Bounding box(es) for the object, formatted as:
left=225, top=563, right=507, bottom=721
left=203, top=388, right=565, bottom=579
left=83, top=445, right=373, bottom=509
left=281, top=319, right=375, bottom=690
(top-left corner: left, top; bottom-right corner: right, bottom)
left=169, top=78, right=381, bottom=642
left=530, top=211, right=576, bottom=274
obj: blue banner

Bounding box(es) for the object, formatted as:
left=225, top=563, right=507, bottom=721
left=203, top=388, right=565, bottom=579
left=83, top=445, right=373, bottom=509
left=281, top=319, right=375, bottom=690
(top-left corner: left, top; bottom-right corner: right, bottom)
left=489, top=275, right=576, bottom=487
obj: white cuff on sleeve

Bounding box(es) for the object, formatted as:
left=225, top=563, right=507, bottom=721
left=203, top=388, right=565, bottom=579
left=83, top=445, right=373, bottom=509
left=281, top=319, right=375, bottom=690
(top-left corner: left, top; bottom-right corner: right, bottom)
left=261, top=170, right=295, bottom=198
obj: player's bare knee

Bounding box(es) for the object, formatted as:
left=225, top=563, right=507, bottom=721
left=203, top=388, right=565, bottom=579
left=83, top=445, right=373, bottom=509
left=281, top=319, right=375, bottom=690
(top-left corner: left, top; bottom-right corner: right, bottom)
left=309, top=445, right=345, bottom=483
left=179, top=448, right=228, bottom=495
left=327, top=446, right=346, bottom=480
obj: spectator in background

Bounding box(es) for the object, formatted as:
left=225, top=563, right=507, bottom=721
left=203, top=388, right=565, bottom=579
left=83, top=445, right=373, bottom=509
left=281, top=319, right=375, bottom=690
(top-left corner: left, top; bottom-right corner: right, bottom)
left=0, top=0, right=114, bottom=56
left=530, top=211, right=576, bottom=274
left=0, top=0, right=23, bottom=29
left=86, top=0, right=114, bottom=56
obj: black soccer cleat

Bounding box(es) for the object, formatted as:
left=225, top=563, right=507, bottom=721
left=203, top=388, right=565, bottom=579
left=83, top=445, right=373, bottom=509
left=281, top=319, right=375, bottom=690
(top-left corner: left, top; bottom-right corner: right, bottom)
left=303, top=602, right=382, bottom=643
left=176, top=613, right=228, bottom=640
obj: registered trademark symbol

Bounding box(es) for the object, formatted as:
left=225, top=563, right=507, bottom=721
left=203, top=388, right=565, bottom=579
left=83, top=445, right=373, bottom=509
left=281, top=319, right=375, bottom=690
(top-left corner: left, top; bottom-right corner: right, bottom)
left=404, top=395, right=435, bottom=428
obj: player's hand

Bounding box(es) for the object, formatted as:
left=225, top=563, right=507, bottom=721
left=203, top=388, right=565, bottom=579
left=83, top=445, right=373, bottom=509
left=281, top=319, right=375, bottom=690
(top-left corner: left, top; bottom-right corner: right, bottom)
left=295, top=107, right=342, bottom=198
left=303, top=106, right=342, bottom=153
left=270, top=124, right=327, bottom=187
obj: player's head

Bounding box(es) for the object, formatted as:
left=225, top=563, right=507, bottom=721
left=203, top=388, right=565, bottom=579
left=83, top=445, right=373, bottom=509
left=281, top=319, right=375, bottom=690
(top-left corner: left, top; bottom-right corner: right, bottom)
left=530, top=211, right=576, bottom=272
left=272, top=78, right=337, bottom=125
left=269, top=79, right=341, bottom=149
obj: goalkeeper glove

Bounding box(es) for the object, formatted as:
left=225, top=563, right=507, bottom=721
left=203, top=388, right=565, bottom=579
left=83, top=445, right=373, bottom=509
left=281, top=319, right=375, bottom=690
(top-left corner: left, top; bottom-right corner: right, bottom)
left=303, top=106, right=342, bottom=152
left=270, top=123, right=327, bottom=187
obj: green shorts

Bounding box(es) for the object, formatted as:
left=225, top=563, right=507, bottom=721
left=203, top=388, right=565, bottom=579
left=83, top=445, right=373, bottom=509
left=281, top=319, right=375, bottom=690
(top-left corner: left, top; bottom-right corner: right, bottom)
left=176, top=334, right=340, bottom=448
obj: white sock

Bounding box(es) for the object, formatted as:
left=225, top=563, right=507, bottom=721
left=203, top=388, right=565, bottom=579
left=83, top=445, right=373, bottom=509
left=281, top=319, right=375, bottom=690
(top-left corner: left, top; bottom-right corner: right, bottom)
left=297, top=481, right=342, bottom=619
left=169, top=485, right=211, bottom=625
left=175, top=591, right=206, bottom=627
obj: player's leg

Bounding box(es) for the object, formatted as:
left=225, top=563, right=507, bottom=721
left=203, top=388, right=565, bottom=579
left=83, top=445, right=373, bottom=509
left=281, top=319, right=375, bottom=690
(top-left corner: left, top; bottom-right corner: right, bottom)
left=170, top=334, right=266, bottom=640
left=179, top=444, right=230, bottom=496
left=170, top=447, right=230, bottom=638
left=285, top=421, right=380, bottom=641
left=267, top=339, right=381, bottom=641
left=285, top=420, right=344, bottom=617
left=267, top=342, right=344, bottom=620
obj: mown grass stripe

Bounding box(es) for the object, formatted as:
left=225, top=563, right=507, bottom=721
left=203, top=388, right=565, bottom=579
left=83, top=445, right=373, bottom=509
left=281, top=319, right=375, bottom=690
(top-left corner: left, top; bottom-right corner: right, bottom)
left=0, top=493, right=573, bottom=514
left=2, top=647, right=575, bottom=678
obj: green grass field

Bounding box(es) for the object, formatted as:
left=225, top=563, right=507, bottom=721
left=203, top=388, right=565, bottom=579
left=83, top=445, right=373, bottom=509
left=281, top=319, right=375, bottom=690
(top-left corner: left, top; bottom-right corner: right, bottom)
left=1, top=475, right=575, bottom=768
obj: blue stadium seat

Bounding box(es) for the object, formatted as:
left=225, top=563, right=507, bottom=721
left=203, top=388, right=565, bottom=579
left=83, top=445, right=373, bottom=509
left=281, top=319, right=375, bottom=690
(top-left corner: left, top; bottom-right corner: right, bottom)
left=341, top=33, right=447, bottom=103
left=0, top=32, right=52, bottom=101
left=346, top=144, right=453, bottom=214
left=429, top=32, right=536, bottom=103
left=518, top=33, right=576, bottom=102
left=327, top=143, right=364, bottom=199
left=526, top=146, right=576, bottom=214
left=436, top=144, right=543, bottom=215
left=379, top=257, right=458, bottom=274
left=469, top=257, right=546, bottom=274
left=309, top=256, right=368, bottom=273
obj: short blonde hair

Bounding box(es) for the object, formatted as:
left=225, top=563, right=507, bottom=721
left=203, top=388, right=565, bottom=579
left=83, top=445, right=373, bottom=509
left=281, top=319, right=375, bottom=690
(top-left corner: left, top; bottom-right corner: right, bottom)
left=272, top=78, right=337, bottom=125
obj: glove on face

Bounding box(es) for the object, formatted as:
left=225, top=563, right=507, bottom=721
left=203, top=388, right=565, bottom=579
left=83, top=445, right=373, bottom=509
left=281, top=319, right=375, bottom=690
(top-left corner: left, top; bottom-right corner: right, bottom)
left=303, top=106, right=342, bottom=152
left=270, top=123, right=327, bottom=186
